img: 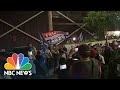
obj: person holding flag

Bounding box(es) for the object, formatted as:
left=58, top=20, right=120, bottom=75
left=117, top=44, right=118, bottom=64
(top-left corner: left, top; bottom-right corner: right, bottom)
left=38, top=33, right=48, bottom=78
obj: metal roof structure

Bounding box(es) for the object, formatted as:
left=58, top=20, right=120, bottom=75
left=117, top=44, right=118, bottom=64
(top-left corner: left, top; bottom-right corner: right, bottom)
left=0, top=11, right=94, bottom=50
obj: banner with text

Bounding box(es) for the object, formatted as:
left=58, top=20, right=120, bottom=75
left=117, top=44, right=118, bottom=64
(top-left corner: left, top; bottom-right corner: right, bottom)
left=42, top=31, right=69, bottom=45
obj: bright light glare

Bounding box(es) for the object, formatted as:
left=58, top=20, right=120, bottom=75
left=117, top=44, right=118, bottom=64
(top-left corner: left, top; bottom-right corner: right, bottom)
left=73, top=37, right=76, bottom=41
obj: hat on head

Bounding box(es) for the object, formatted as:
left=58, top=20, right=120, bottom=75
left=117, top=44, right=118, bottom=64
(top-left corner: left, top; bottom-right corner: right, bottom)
left=78, top=44, right=90, bottom=53
left=90, top=49, right=97, bottom=56
left=78, top=44, right=90, bottom=58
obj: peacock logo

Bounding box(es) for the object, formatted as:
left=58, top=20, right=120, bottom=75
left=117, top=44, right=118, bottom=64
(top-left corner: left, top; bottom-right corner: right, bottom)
left=4, top=53, right=32, bottom=70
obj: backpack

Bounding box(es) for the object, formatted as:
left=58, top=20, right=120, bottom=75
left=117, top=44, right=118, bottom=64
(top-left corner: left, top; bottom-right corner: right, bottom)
left=70, top=58, right=101, bottom=79
left=91, top=58, right=101, bottom=79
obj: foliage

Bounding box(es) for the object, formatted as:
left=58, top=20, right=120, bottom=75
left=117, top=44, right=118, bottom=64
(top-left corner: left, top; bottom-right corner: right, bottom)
left=83, top=11, right=120, bottom=33
left=81, top=39, right=97, bottom=43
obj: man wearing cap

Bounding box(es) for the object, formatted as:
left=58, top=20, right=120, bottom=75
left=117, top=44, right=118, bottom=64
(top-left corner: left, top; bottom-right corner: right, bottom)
left=70, top=44, right=101, bottom=79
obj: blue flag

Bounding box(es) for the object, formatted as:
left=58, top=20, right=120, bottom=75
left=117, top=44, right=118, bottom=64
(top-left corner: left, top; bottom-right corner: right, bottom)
left=38, top=33, right=46, bottom=63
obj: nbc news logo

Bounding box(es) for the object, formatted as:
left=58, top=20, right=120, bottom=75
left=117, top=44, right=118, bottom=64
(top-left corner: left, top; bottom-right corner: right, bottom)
left=4, top=53, right=32, bottom=76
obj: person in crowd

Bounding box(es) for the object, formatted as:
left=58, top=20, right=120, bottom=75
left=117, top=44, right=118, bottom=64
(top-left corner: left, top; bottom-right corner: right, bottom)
left=90, top=49, right=97, bottom=59
left=45, top=45, right=53, bottom=69
left=24, top=50, right=36, bottom=79
left=93, top=44, right=105, bottom=65
left=101, top=46, right=105, bottom=55
left=0, top=51, right=12, bottom=79
left=102, top=35, right=115, bottom=79
left=90, top=48, right=106, bottom=79
left=88, top=43, right=92, bottom=49
left=107, top=40, right=120, bottom=79
left=54, top=57, right=69, bottom=79
left=62, top=45, right=68, bottom=58
left=34, top=50, right=48, bottom=79
left=66, top=45, right=80, bottom=74
left=70, top=44, right=101, bottom=79
left=59, top=45, right=68, bottom=59
left=27, top=43, right=37, bottom=60
left=50, top=45, right=59, bottom=70
left=68, top=45, right=76, bottom=59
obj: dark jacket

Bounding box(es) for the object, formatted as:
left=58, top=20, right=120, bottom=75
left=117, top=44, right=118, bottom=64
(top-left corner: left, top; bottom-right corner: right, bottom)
left=70, top=58, right=101, bottom=79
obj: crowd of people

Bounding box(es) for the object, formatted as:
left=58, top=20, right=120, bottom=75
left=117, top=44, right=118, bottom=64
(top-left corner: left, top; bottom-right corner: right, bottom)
left=0, top=37, right=120, bottom=79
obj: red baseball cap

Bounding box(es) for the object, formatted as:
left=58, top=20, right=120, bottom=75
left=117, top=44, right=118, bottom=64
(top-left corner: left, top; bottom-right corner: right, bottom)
left=90, top=49, right=97, bottom=56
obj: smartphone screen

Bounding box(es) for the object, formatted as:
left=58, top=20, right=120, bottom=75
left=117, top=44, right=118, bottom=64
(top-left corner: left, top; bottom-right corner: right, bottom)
left=60, top=64, right=67, bottom=70
left=72, top=58, right=79, bottom=61
left=118, top=45, right=120, bottom=48
left=75, top=48, right=78, bottom=52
